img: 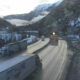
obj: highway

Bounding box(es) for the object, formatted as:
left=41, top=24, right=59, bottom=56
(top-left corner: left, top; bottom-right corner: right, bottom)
left=27, top=38, right=49, bottom=53
left=0, top=39, right=49, bottom=64
left=26, top=40, right=68, bottom=80
left=0, top=38, right=68, bottom=80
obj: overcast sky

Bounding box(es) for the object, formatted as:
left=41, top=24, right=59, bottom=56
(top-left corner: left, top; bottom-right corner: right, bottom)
left=0, top=0, right=60, bottom=16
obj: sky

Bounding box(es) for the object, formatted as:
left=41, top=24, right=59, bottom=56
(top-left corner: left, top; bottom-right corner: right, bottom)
left=0, top=0, right=60, bottom=17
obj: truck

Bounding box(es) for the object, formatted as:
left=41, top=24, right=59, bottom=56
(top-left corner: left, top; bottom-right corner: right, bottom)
left=0, top=54, right=42, bottom=80
left=50, top=35, right=58, bottom=45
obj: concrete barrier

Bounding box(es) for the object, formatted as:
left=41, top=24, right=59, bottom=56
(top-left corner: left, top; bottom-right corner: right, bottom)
left=0, top=54, right=37, bottom=80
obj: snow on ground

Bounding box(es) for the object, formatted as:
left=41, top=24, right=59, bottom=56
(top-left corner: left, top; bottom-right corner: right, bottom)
left=0, top=35, right=38, bottom=56
left=27, top=35, right=37, bottom=44
left=31, top=11, right=49, bottom=24
left=0, top=33, right=22, bottom=43
left=31, top=15, right=45, bottom=23
left=6, top=19, right=29, bottom=26
left=65, top=40, right=80, bottom=80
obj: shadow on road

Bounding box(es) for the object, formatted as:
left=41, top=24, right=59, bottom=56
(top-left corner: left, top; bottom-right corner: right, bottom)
left=50, top=42, right=58, bottom=46
left=24, top=68, right=43, bottom=80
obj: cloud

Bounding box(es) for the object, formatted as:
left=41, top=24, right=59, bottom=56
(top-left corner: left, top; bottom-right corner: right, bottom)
left=0, top=0, right=60, bottom=16
left=0, top=0, right=40, bottom=16
left=39, top=0, right=60, bottom=4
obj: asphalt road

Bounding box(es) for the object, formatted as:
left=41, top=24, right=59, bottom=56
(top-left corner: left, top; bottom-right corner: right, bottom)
left=0, top=39, right=49, bottom=64
left=26, top=40, right=68, bottom=80
left=27, top=38, right=49, bottom=53
left=0, top=39, right=68, bottom=80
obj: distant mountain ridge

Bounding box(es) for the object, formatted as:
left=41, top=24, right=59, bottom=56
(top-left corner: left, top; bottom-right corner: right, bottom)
left=4, top=3, right=53, bottom=21
left=34, top=4, right=52, bottom=12
left=24, top=1, right=64, bottom=34
left=3, top=2, right=60, bottom=28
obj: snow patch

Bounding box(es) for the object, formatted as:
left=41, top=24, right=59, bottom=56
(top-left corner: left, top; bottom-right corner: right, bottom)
left=6, top=19, right=29, bottom=26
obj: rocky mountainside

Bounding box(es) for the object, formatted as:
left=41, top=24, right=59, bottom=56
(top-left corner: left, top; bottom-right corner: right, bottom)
left=26, top=0, right=80, bottom=36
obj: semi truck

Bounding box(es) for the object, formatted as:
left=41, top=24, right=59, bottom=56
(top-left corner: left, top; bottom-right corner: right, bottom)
left=0, top=54, right=42, bottom=80
left=50, top=35, right=59, bottom=45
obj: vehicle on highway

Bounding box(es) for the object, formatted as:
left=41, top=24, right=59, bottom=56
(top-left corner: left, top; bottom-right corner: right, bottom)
left=50, top=35, right=58, bottom=45
left=41, top=35, right=45, bottom=41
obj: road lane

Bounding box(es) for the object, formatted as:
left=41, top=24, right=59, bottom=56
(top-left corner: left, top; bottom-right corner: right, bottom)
left=0, top=39, right=49, bottom=64
left=28, top=39, right=41, bottom=48
left=27, top=38, right=49, bottom=53
left=0, top=39, right=68, bottom=80
left=43, top=41, right=67, bottom=80
left=26, top=40, right=68, bottom=80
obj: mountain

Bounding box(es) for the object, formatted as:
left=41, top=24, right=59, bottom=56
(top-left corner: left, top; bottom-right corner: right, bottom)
left=28, top=0, right=80, bottom=36
left=5, top=0, right=80, bottom=37
left=4, top=3, right=59, bottom=27
left=4, top=3, right=53, bottom=21
left=25, top=1, right=63, bottom=33
left=0, top=18, right=14, bottom=31
left=34, top=4, right=52, bottom=13
left=4, top=3, right=54, bottom=26
left=6, top=19, right=29, bottom=26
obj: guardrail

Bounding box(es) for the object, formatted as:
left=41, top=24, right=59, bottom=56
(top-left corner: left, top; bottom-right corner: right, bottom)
left=0, top=39, right=27, bottom=56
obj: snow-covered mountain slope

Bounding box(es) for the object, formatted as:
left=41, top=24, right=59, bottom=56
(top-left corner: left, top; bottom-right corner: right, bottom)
left=6, top=19, right=29, bottom=26
left=31, top=11, right=49, bottom=24
left=6, top=11, right=49, bottom=26
left=34, top=4, right=52, bottom=12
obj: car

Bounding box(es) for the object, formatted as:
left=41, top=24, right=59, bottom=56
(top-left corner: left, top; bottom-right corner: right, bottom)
left=41, top=36, right=45, bottom=41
